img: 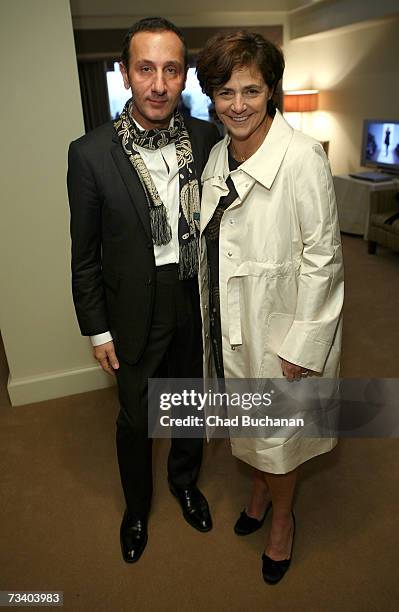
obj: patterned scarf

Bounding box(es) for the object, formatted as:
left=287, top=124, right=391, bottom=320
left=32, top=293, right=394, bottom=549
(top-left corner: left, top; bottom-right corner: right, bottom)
left=114, top=98, right=200, bottom=280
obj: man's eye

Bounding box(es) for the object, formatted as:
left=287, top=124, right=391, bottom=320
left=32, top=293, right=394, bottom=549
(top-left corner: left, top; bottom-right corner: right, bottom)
left=166, top=66, right=177, bottom=74
left=141, top=66, right=152, bottom=73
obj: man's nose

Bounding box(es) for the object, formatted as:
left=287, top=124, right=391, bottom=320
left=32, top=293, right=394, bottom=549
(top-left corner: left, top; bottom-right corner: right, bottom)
left=231, top=94, right=247, bottom=113
left=152, top=70, right=167, bottom=95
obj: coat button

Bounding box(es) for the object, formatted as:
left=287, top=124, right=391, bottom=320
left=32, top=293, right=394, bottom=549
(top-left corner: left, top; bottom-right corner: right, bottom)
left=147, top=277, right=153, bottom=285
left=147, top=242, right=152, bottom=249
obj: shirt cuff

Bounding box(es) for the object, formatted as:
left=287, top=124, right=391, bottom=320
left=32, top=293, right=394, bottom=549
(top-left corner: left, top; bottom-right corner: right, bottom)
left=90, top=331, right=113, bottom=346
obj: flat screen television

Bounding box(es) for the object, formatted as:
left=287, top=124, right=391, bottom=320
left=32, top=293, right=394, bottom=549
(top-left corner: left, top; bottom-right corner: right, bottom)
left=361, top=119, right=399, bottom=175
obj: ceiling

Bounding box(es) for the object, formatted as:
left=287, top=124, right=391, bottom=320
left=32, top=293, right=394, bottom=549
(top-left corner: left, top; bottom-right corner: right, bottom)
left=70, top=1, right=399, bottom=44
left=70, top=0, right=324, bottom=18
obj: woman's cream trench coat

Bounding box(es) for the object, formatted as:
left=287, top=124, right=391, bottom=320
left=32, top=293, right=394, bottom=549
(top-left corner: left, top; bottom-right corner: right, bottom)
left=199, top=110, right=344, bottom=474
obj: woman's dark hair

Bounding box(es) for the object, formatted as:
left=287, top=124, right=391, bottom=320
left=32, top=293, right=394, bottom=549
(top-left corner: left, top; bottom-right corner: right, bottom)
left=121, top=17, right=189, bottom=69
left=196, top=31, right=285, bottom=114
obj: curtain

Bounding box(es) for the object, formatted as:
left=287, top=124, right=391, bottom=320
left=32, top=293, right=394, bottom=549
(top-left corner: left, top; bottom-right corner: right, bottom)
left=77, top=61, right=110, bottom=132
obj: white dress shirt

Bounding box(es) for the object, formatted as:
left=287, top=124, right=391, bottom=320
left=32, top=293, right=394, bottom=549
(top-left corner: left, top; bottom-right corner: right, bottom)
left=91, top=118, right=180, bottom=347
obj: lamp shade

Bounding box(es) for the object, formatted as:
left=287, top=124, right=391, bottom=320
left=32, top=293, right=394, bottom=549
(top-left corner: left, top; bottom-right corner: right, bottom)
left=284, top=90, right=319, bottom=112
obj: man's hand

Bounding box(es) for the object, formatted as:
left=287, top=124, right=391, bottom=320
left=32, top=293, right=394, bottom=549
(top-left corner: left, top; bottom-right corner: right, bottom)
left=93, top=341, right=119, bottom=376
left=280, top=358, right=313, bottom=382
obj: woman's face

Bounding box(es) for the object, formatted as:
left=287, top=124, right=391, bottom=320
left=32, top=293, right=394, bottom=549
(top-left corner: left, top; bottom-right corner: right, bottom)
left=213, top=64, right=271, bottom=143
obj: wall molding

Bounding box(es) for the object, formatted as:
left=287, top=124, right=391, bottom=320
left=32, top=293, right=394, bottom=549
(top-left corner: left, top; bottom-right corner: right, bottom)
left=8, top=364, right=115, bottom=407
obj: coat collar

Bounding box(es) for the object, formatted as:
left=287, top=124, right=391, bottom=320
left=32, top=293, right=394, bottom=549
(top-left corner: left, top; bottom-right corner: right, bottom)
left=205, top=109, right=294, bottom=190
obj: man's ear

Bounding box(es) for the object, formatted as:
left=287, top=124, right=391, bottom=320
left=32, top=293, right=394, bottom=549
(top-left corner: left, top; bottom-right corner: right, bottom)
left=119, top=62, right=130, bottom=90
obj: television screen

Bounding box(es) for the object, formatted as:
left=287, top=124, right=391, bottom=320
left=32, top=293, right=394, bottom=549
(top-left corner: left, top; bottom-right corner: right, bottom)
left=361, top=119, right=399, bottom=174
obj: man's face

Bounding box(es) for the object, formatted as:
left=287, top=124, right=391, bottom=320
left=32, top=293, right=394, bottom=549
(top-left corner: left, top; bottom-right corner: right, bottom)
left=120, top=30, right=187, bottom=130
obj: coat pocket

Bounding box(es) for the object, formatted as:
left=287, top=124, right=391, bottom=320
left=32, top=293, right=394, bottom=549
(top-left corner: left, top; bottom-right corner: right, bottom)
left=258, top=313, right=295, bottom=378
left=225, top=261, right=299, bottom=348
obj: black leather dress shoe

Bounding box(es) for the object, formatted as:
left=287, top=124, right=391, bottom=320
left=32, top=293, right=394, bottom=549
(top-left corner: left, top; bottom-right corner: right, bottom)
left=262, top=512, right=296, bottom=585
left=234, top=502, right=272, bottom=535
left=169, top=484, right=212, bottom=532
left=120, top=510, right=148, bottom=564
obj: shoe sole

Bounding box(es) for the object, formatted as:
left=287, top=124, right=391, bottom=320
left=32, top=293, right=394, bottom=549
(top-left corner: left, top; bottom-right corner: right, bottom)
left=262, top=569, right=290, bottom=585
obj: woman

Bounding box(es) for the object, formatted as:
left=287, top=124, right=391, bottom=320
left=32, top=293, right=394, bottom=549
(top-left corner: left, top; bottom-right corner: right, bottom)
left=196, top=32, right=344, bottom=584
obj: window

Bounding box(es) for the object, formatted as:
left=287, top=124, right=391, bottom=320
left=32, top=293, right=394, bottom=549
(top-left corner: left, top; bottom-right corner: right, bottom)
left=105, top=63, right=212, bottom=122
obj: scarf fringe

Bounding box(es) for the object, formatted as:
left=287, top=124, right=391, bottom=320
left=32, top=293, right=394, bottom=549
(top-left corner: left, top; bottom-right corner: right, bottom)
left=150, top=204, right=172, bottom=246
left=179, top=238, right=199, bottom=280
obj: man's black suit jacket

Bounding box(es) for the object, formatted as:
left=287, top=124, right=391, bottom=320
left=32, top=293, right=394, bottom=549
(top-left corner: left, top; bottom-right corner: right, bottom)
left=67, top=117, right=220, bottom=365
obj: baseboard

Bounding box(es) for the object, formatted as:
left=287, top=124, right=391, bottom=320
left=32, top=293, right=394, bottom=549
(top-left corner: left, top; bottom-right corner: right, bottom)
left=7, top=364, right=115, bottom=406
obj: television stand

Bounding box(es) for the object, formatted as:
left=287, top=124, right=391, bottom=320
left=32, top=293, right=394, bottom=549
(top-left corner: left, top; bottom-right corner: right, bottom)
left=333, top=174, right=399, bottom=238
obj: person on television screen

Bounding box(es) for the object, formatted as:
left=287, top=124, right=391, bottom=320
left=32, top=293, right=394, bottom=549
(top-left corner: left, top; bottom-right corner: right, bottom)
left=384, top=127, right=391, bottom=156
left=197, top=31, right=344, bottom=585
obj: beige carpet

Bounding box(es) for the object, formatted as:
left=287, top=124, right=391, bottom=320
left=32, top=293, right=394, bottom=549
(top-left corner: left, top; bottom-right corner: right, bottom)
left=0, top=234, right=398, bottom=612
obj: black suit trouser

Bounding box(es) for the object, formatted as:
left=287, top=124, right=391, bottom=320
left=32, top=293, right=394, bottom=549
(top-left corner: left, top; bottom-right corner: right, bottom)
left=115, top=264, right=203, bottom=517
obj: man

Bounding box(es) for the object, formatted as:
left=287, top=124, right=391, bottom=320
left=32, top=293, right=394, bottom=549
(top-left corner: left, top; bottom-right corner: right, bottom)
left=67, top=17, right=219, bottom=563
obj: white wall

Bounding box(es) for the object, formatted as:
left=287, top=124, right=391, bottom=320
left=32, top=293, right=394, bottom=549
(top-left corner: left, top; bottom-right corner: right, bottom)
left=0, top=0, right=112, bottom=405
left=284, top=16, right=399, bottom=174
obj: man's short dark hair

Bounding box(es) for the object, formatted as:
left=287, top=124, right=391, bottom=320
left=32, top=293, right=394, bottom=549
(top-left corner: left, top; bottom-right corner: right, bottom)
left=121, top=17, right=189, bottom=69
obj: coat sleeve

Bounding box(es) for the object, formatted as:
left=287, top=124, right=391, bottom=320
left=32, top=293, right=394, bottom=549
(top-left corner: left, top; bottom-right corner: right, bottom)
left=277, top=143, right=344, bottom=373
left=67, top=141, right=109, bottom=336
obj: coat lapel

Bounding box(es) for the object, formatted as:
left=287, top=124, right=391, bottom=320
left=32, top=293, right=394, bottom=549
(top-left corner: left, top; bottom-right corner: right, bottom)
left=111, top=132, right=152, bottom=241
left=184, top=118, right=206, bottom=184
left=200, top=138, right=229, bottom=235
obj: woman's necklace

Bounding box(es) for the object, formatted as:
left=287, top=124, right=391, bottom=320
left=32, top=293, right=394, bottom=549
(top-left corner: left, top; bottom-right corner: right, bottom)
left=230, top=114, right=272, bottom=162
left=229, top=144, right=247, bottom=163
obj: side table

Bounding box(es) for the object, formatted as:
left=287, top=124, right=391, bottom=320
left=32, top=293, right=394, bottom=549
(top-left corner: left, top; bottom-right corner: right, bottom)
left=333, top=174, right=399, bottom=239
